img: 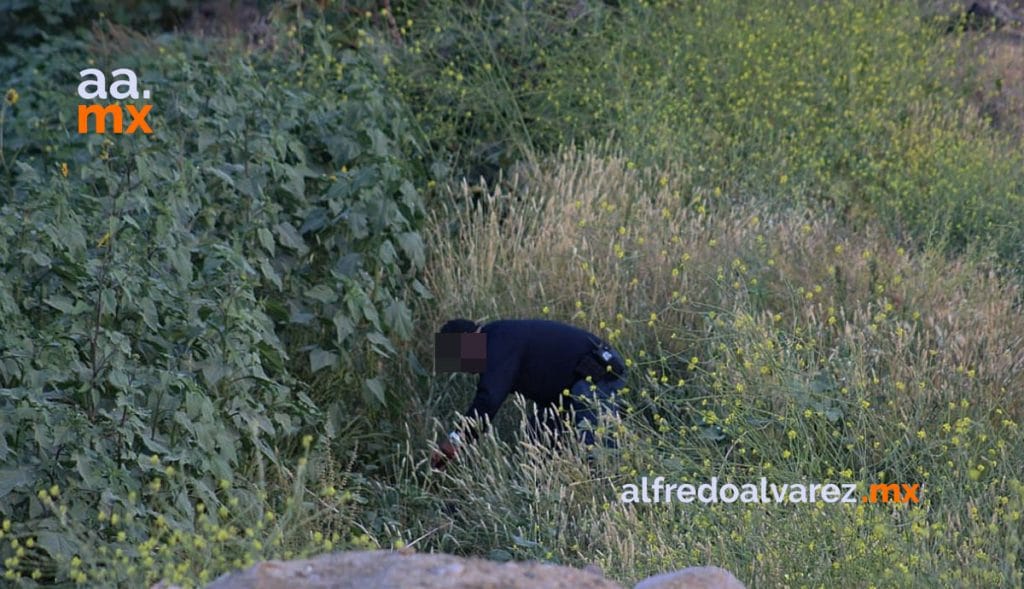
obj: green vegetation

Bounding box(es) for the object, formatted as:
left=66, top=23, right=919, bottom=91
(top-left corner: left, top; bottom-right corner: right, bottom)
left=398, top=0, right=1024, bottom=263
left=1, top=1, right=1022, bottom=587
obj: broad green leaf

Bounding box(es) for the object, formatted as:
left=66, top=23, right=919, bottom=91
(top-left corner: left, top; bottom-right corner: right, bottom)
left=411, top=279, right=433, bottom=300
left=43, top=295, right=76, bottom=314
left=0, top=466, right=35, bottom=498
left=397, top=232, right=425, bottom=268
left=282, top=165, right=305, bottom=199
left=14, top=161, right=40, bottom=183
left=206, top=166, right=235, bottom=187
left=140, top=297, right=160, bottom=330
left=257, top=227, right=276, bottom=255
left=107, top=368, right=129, bottom=390
left=197, top=129, right=218, bottom=152
left=398, top=180, right=420, bottom=212
left=363, top=376, right=386, bottom=405
left=36, top=531, right=77, bottom=560
left=366, top=331, right=396, bottom=356
left=309, top=348, right=338, bottom=373
left=346, top=212, right=369, bottom=239
left=273, top=412, right=294, bottom=433
left=76, top=453, right=102, bottom=488
left=300, top=207, right=328, bottom=234
left=209, top=92, right=238, bottom=114
left=489, top=549, right=513, bottom=562
left=201, top=361, right=227, bottom=388
left=305, top=284, right=337, bottom=304
left=30, top=251, right=51, bottom=267
left=362, top=298, right=380, bottom=329
left=407, top=349, right=428, bottom=377
left=168, top=246, right=192, bottom=281
left=55, top=220, right=87, bottom=253
left=260, top=259, right=282, bottom=290
left=100, top=288, right=117, bottom=318
left=333, top=312, right=355, bottom=344
left=289, top=303, right=315, bottom=325
left=141, top=434, right=171, bottom=455
left=384, top=300, right=412, bottom=339
left=378, top=239, right=397, bottom=265
left=275, top=222, right=309, bottom=255
left=367, top=127, right=391, bottom=157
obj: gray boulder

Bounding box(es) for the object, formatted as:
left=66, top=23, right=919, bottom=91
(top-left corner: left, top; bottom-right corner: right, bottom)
left=633, top=566, right=746, bottom=589
left=175, top=549, right=745, bottom=589
left=202, top=549, right=622, bottom=589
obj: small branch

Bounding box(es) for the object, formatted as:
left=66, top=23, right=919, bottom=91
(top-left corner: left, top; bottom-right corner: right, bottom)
left=381, top=0, right=403, bottom=47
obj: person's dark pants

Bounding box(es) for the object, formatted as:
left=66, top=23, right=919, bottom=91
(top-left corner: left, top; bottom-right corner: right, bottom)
left=526, top=376, right=624, bottom=447
left=569, top=376, right=624, bottom=447
left=526, top=404, right=563, bottom=443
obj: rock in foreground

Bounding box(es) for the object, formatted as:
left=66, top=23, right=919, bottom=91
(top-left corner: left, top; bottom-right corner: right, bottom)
left=633, top=566, right=746, bottom=589
left=204, top=550, right=621, bottom=589
left=198, top=550, right=746, bottom=589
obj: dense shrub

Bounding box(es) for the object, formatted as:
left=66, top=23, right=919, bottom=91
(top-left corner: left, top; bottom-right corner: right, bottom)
left=1, top=0, right=196, bottom=50
left=0, top=11, right=429, bottom=585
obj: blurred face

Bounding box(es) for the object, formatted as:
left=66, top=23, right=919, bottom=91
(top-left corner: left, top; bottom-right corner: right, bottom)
left=434, top=332, right=487, bottom=373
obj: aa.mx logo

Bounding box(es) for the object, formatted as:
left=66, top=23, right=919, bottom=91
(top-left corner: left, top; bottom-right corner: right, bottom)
left=77, top=68, right=153, bottom=135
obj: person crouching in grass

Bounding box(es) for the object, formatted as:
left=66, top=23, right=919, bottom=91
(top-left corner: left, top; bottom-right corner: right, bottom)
left=431, top=318, right=627, bottom=469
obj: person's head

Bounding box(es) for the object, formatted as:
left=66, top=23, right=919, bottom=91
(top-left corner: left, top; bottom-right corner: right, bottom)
left=439, top=318, right=480, bottom=334
left=436, top=318, right=486, bottom=373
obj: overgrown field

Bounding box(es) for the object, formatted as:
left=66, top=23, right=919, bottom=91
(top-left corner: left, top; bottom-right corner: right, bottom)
left=1, top=1, right=1022, bottom=587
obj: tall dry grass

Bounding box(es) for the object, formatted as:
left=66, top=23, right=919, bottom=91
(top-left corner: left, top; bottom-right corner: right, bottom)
left=411, top=147, right=1024, bottom=587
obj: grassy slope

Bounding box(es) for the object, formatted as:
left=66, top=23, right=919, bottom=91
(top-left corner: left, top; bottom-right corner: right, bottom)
left=386, top=1, right=1024, bottom=586
left=396, top=0, right=1024, bottom=265
left=406, top=148, right=1023, bottom=587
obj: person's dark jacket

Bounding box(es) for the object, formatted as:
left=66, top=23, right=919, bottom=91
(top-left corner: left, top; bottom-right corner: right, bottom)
left=462, top=319, right=617, bottom=428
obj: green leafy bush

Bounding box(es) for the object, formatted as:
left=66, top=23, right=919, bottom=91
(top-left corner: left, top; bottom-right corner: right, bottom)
left=0, top=0, right=195, bottom=51
left=0, top=11, right=429, bottom=584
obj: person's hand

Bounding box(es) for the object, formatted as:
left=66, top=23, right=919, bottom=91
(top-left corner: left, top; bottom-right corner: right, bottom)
left=430, top=438, right=458, bottom=470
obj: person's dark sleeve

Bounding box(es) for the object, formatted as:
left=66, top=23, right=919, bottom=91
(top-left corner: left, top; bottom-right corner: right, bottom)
left=460, top=354, right=518, bottom=441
